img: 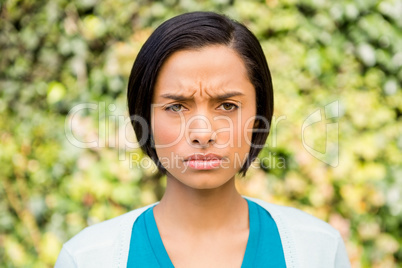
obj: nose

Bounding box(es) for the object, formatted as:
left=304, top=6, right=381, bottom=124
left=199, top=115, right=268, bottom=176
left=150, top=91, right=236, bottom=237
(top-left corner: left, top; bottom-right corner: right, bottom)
left=187, top=114, right=216, bottom=148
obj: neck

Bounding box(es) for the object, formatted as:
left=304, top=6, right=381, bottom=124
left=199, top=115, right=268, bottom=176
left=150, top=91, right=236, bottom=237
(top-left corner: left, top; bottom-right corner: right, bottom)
left=154, top=174, right=247, bottom=233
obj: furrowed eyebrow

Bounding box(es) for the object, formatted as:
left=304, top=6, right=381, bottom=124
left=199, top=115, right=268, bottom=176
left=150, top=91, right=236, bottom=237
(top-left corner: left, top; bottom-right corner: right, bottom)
left=160, top=91, right=245, bottom=101
left=214, top=92, right=245, bottom=101
left=160, top=93, right=191, bottom=101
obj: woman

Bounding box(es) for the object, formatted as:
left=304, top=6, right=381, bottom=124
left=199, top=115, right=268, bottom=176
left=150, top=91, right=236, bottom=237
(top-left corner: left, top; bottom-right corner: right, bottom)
left=56, top=12, right=350, bottom=267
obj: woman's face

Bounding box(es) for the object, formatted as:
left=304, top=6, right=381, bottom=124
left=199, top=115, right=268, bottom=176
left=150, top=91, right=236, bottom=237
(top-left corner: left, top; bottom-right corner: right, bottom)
left=151, top=45, right=256, bottom=190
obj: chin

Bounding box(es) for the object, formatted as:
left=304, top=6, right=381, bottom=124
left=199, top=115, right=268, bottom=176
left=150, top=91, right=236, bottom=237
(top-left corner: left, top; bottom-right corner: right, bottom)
left=167, top=169, right=236, bottom=190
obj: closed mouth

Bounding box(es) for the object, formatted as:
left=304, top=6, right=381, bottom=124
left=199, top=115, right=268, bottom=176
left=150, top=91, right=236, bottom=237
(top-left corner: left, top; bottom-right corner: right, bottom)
left=184, top=153, right=223, bottom=161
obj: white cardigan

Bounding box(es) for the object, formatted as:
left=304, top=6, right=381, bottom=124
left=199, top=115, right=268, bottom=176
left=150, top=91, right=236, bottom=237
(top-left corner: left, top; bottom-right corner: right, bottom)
left=55, top=197, right=351, bottom=267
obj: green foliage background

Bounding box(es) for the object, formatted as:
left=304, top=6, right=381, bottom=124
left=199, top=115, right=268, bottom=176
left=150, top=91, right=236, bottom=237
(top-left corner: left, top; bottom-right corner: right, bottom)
left=1, top=0, right=401, bottom=267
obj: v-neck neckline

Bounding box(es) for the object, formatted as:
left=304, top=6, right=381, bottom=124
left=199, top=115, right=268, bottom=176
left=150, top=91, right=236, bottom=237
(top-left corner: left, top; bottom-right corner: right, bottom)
left=144, top=198, right=258, bottom=267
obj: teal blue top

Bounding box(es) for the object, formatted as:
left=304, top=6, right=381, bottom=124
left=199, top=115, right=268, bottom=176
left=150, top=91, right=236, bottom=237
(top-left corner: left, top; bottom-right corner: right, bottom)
left=127, top=199, right=286, bottom=267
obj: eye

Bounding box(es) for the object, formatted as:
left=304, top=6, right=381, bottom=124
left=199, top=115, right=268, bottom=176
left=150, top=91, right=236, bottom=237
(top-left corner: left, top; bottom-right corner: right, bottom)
left=165, top=104, right=184, bottom=112
left=219, top=103, right=238, bottom=111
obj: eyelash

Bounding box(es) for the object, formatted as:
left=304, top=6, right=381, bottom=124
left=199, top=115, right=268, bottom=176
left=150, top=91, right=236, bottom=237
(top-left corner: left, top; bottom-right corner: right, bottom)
left=219, top=103, right=239, bottom=111
left=164, top=103, right=239, bottom=113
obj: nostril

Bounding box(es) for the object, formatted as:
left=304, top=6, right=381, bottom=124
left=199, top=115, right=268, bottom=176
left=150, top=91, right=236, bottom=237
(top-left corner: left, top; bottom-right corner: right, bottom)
left=188, top=127, right=217, bottom=147
left=190, top=138, right=215, bottom=148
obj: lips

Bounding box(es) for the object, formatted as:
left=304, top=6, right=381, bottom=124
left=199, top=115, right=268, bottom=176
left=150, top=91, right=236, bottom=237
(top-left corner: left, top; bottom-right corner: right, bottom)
left=184, top=153, right=223, bottom=170
left=184, top=153, right=223, bottom=161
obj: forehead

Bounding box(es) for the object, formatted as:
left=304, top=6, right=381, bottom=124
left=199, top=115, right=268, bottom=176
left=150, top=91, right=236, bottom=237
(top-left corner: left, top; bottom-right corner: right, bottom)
left=153, top=45, right=254, bottom=101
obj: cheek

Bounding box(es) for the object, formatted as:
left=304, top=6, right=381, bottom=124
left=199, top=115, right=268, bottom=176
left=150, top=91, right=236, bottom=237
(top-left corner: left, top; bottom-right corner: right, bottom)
left=152, top=113, right=183, bottom=147
left=238, top=110, right=256, bottom=147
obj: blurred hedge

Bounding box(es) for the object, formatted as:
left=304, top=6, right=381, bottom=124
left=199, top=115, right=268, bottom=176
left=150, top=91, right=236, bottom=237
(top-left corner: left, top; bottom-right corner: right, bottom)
left=0, top=0, right=401, bottom=267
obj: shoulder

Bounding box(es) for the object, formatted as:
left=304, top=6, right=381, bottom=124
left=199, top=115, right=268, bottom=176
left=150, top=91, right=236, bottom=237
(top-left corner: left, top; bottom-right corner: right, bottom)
left=55, top=203, right=156, bottom=268
left=246, top=197, right=339, bottom=237
left=245, top=197, right=351, bottom=268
